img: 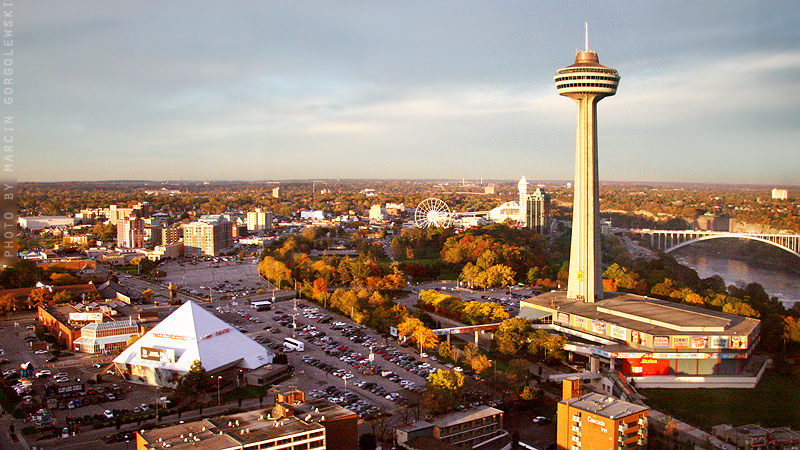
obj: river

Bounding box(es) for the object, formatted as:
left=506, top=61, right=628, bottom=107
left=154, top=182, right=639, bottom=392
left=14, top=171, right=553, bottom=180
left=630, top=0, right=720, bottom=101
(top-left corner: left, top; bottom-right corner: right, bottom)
left=673, top=250, right=800, bottom=309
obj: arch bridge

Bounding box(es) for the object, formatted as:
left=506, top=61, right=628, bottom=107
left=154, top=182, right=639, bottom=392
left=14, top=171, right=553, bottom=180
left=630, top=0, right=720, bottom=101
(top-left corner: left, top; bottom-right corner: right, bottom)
left=631, top=229, right=800, bottom=258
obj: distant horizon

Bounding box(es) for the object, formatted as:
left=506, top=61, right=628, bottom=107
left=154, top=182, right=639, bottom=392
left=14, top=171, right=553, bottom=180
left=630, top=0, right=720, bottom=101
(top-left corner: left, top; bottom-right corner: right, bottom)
left=15, top=178, right=800, bottom=189
left=12, top=2, right=800, bottom=184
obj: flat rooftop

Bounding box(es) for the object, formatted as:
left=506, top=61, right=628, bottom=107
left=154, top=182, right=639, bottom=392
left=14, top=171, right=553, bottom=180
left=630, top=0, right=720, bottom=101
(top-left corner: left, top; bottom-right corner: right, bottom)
left=429, top=405, right=503, bottom=429
left=523, top=291, right=759, bottom=337
left=563, top=392, right=648, bottom=420
left=140, top=408, right=327, bottom=450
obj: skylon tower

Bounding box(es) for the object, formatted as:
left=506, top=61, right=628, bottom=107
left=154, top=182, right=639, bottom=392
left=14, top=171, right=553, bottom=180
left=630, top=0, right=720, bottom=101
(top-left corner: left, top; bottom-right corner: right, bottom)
left=555, top=25, right=619, bottom=302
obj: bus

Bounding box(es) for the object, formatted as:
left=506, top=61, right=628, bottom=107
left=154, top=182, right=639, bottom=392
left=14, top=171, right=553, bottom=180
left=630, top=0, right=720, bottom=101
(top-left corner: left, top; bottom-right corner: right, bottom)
left=250, top=301, right=273, bottom=311
left=283, top=337, right=304, bottom=352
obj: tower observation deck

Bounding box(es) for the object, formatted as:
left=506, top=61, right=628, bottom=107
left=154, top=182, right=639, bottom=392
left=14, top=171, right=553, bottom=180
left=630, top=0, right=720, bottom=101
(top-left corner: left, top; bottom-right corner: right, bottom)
left=555, top=26, right=620, bottom=303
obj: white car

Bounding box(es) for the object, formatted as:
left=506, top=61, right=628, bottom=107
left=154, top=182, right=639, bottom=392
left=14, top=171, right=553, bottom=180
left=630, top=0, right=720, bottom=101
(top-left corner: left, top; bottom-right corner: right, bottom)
left=35, top=369, right=51, bottom=378
left=34, top=350, right=49, bottom=355
left=103, top=410, right=114, bottom=419
left=453, top=366, right=464, bottom=372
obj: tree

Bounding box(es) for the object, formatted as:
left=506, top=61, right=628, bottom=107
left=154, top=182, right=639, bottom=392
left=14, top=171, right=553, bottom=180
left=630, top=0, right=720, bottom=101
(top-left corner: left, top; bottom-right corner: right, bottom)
left=413, top=326, right=439, bottom=356
left=424, top=369, right=465, bottom=414
left=520, top=385, right=535, bottom=401
left=438, top=341, right=452, bottom=361
left=53, top=290, right=75, bottom=304
left=397, top=317, right=424, bottom=342
left=142, top=289, right=155, bottom=303
left=178, top=360, right=211, bottom=398
left=358, top=433, right=378, bottom=450
left=462, top=343, right=479, bottom=363
left=471, top=354, right=492, bottom=377
left=29, top=288, right=54, bottom=306
left=783, top=316, right=800, bottom=345
left=494, top=318, right=533, bottom=356
left=311, top=278, right=330, bottom=306
left=723, top=301, right=761, bottom=318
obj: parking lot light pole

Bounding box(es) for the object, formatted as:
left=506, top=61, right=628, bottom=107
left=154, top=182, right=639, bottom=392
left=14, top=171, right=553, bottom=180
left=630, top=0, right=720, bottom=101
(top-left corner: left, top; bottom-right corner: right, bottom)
left=217, top=376, right=222, bottom=405
left=155, top=386, right=160, bottom=419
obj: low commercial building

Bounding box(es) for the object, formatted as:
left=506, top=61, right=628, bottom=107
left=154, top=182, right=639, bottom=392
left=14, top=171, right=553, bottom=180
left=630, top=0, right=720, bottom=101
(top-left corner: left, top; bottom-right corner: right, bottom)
left=72, top=318, right=140, bottom=354
left=136, top=390, right=355, bottom=450
left=519, top=291, right=762, bottom=388
left=712, top=424, right=800, bottom=450
left=396, top=405, right=506, bottom=450
left=556, top=377, right=649, bottom=450
left=18, top=216, right=75, bottom=230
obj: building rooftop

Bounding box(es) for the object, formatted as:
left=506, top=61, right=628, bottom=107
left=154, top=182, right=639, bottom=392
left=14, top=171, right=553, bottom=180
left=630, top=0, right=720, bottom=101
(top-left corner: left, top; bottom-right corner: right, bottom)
left=523, top=291, right=760, bottom=337
left=562, top=392, right=648, bottom=420
left=293, top=398, right=358, bottom=422
left=205, top=409, right=325, bottom=446
left=429, top=405, right=503, bottom=429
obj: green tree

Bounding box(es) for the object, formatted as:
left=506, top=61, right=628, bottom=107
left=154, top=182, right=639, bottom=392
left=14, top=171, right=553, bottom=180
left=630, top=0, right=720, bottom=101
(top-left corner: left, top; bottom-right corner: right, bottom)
left=424, top=369, right=465, bottom=414
left=178, top=360, right=211, bottom=398
left=494, top=318, right=533, bottom=356
left=53, top=290, right=75, bottom=304
left=438, top=341, right=452, bottom=361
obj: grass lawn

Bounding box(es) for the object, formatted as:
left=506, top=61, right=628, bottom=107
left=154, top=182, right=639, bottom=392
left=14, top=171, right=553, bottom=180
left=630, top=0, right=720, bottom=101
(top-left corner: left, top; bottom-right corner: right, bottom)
left=640, top=370, right=800, bottom=430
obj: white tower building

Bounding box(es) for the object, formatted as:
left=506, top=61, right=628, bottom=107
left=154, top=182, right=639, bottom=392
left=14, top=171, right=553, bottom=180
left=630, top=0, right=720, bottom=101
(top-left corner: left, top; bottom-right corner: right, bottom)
left=518, top=176, right=529, bottom=228
left=555, top=25, right=620, bottom=302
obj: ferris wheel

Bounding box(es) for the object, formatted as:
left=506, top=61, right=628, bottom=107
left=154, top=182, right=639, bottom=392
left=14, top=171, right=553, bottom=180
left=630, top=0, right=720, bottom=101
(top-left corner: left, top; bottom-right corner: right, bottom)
left=414, top=198, right=453, bottom=228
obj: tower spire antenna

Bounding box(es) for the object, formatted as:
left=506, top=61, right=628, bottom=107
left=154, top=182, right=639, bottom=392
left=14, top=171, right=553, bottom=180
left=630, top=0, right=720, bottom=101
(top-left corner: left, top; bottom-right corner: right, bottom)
left=585, top=22, right=589, bottom=52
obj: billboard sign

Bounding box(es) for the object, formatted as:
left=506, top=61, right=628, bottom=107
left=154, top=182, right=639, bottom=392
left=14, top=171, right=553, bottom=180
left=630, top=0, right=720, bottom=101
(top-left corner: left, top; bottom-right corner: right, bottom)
left=710, top=336, right=729, bottom=349
left=653, top=336, right=670, bottom=348
left=731, top=336, right=748, bottom=349
left=557, top=312, right=570, bottom=324
left=610, top=325, right=626, bottom=340
left=692, top=336, right=708, bottom=349
left=68, top=312, right=103, bottom=322
left=592, top=321, right=606, bottom=335
left=672, top=336, right=690, bottom=348
left=140, top=347, right=175, bottom=363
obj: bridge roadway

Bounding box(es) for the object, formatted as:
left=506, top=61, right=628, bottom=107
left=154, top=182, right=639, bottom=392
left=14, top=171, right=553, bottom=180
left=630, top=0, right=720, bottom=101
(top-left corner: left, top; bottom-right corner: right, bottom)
left=626, top=228, right=800, bottom=258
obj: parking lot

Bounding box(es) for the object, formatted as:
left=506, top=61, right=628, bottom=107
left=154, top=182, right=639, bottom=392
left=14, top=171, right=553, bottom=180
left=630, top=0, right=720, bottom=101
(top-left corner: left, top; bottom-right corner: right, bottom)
left=161, top=257, right=272, bottom=301
left=208, top=298, right=458, bottom=420
left=0, top=317, right=162, bottom=432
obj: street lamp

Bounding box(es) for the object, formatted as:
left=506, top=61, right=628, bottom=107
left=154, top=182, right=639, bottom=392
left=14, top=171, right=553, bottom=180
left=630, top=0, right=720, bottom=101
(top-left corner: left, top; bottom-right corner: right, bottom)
left=216, top=376, right=222, bottom=405
left=155, top=386, right=160, bottom=419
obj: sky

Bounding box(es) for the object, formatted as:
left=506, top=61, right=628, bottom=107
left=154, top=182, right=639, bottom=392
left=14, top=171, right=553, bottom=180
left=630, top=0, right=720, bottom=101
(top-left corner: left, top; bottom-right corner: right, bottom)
left=10, top=1, right=800, bottom=184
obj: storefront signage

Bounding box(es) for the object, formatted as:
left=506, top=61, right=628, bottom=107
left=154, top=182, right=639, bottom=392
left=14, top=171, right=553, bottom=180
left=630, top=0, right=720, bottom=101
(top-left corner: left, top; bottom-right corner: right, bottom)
left=710, top=336, right=729, bottom=349
left=69, top=312, right=103, bottom=322
left=202, top=327, right=232, bottom=340
left=592, top=321, right=606, bottom=335
left=152, top=333, right=191, bottom=341
left=610, top=325, right=626, bottom=340
left=692, top=336, right=708, bottom=349
left=653, top=336, right=670, bottom=348
left=140, top=347, right=175, bottom=363
left=672, top=336, right=690, bottom=348
left=557, top=312, right=570, bottom=324
left=574, top=316, right=588, bottom=329
left=731, top=336, right=748, bottom=349
left=57, top=384, right=84, bottom=395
